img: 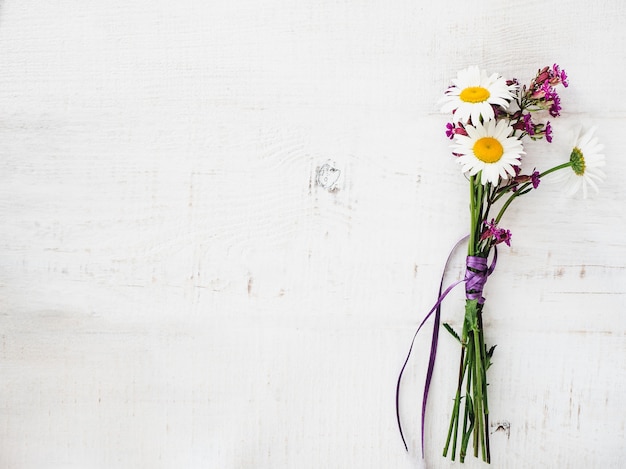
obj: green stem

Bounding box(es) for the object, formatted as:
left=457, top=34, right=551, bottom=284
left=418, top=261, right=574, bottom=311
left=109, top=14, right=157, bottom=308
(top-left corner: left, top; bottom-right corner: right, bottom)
left=469, top=175, right=477, bottom=253
left=477, top=309, right=491, bottom=463
left=472, top=326, right=486, bottom=460
left=443, top=346, right=466, bottom=460
left=475, top=180, right=484, bottom=237
left=459, top=335, right=474, bottom=463
left=494, top=162, right=573, bottom=224
left=469, top=174, right=487, bottom=256
left=539, top=161, right=573, bottom=178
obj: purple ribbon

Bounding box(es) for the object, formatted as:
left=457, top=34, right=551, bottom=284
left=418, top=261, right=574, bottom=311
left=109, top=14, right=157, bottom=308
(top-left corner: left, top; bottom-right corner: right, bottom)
left=465, top=253, right=496, bottom=304
left=395, top=238, right=497, bottom=456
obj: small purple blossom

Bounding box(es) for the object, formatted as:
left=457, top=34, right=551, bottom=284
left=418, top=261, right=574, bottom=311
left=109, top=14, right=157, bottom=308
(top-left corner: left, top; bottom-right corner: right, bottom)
left=446, top=122, right=467, bottom=140
left=541, top=81, right=557, bottom=101
left=492, top=104, right=504, bottom=119
left=551, top=63, right=568, bottom=87
left=549, top=94, right=561, bottom=117
left=531, top=81, right=563, bottom=117
left=523, top=113, right=535, bottom=135
left=480, top=219, right=512, bottom=247
left=446, top=122, right=468, bottom=140
left=545, top=121, right=553, bottom=142
left=531, top=170, right=541, bottom=189
left=510, top=167, right=540, bottom=192
left=445, top=122, right=455, bottom=139
left=506, top=78, right=520, bottom=87
left=528, top=65, right=568, bottom=107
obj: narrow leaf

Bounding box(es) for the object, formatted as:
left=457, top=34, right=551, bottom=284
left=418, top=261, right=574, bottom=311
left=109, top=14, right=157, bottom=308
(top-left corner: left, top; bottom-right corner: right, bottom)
left=443, top=323, right=461, bottom=343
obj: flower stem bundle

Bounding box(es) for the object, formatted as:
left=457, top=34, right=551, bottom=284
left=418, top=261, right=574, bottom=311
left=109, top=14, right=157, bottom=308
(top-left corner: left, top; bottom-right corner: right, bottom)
left=397, top=64, right=605, bottom=464
left=439, top=65, right=604, bottom=463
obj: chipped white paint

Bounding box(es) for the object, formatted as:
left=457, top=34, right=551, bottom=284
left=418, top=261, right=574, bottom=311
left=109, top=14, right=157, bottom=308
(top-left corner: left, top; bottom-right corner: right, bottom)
left=0, top=1, right=625, bottom=468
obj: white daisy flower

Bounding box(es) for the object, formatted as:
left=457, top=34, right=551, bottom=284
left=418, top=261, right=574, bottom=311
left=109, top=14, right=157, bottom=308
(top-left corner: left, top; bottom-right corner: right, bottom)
left=452, top=119, right=525, bottom=186
left=441, top=66, right=516, bottom=124
left=555, top=126, right=605, bottom=198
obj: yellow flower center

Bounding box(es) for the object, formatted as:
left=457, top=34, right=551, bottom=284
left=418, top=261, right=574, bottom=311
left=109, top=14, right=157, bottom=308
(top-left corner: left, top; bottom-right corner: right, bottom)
left=473, top=137, right=504, bottom=163
left=460, top=86, right=491, bottom=103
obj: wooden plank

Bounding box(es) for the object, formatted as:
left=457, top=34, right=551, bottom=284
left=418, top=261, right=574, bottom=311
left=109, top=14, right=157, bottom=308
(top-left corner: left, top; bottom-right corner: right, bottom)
left=0, top=0, right=625, bottom=468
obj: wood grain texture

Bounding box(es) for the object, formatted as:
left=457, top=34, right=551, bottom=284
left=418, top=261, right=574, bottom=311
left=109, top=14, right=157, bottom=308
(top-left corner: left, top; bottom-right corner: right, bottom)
left=0, top=1, right=625, bottom=468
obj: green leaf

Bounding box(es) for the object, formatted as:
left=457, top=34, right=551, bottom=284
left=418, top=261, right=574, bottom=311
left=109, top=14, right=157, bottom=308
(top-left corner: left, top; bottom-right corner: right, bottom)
left=443, top=323, right=461, bottom=343
left=485, top=344, right=497, bottom=370
left=464, top=299, right=479, bottom=331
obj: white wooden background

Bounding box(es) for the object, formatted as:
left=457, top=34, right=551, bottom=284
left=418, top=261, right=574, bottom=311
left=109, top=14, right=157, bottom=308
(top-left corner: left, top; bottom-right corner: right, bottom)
left=1, top=1, right=625, bottom=468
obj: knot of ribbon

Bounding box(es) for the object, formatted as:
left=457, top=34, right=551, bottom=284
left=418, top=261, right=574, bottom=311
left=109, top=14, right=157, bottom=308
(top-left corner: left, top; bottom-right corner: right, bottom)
left=395, top=238, right=497, bottom=456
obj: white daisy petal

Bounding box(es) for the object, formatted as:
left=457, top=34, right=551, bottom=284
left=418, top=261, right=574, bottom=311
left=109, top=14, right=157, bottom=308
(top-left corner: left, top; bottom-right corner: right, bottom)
left=586, top=177, right=599, bottom=193
left=464, top=124, right=481, bottom=140
left=557, top=127, right=606, bottom=198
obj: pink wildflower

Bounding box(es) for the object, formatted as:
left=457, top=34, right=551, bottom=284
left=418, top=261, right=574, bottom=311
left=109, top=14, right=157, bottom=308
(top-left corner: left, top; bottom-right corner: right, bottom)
left=480, top=219, right=512, bottom=247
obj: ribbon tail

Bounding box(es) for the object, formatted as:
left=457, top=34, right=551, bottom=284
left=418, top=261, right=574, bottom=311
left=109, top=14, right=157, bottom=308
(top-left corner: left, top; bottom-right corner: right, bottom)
left=395, top=299, right=440, bottom=451
left=396, top=292, right=444, bottom=451
left=396, top=235, right=469, bottom=455
left=420, top=276, right=444, bottom=457
left=395, top=277, right=465, bottom=451
left=395, top=331, right=416, bottom=451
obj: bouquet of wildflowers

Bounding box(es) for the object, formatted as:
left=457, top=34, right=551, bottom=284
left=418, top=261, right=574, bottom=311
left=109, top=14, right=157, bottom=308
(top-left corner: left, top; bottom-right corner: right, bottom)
left=396, top=65, right=605, bottom=464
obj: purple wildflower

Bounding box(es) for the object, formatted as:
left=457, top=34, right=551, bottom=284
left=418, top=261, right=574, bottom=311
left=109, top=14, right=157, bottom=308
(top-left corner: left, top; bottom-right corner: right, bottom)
left=523, top=113, right=535, bottom=135
left=549, top=94, right=561, bottom=117
left=535, top=82, right=562, bottom=117
left=510, top=167, right=540, bottom=192
left=531, top=170, right=541, bottom=189
left=542, top=81, right=557, bottom=101
left=551, top=64, right=568, bottom=87
left=480, top=219, right=512, bottom=247
left=506, top=78, right=520, bottom=87
left=545, top=121, right=553, bottom=142
left=445, top=122, right=468, bottom=140
left=445, top=122, right=455, bottom=139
